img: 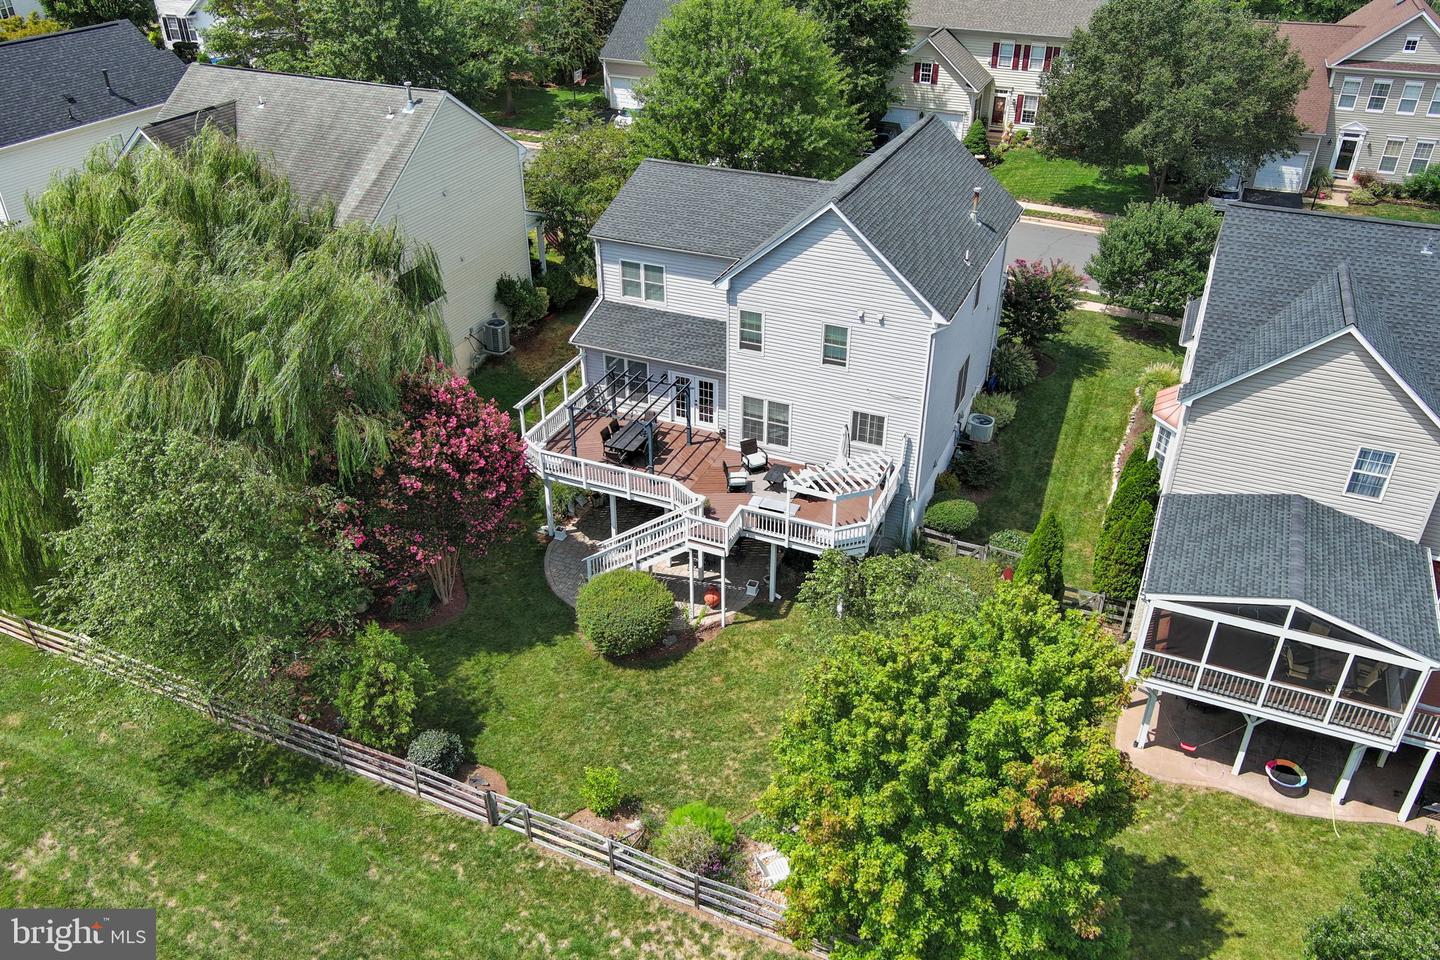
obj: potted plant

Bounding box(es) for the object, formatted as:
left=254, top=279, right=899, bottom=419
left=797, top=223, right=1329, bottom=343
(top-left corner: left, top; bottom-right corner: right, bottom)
left=703, top=584, right=722, bottom=609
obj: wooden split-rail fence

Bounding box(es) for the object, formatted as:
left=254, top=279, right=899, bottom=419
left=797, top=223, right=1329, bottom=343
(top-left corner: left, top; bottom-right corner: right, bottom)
left=0, top=610, right=812, bottom=955
left=921, top=528, right=1136, bottom=634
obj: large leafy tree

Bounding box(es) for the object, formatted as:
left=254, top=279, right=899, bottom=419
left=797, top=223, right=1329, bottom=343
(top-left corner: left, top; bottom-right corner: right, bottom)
left=1304, top=829, right=1440, bottom=960
left=531, top=0, right=627, bottom=83
left=764, top=582, right=1146, bottom=960
left=525, top=109, right=636, bottom=276
left=455, top=0, right=544, bottom=115
left=631, top=0, right=868, bottom=178
left=43, top=433, right=369, bottom=712
left=799, top=0, right=910, bottom=128
left=1086, top=199, right=1221, bottom=316
left=41, top=0, right=152, bottom=28
left=1250, top=0, right=1366, bottom=20
left=0, top=129, right=446, bottom=604
left=1038, top=0, right=1309, bottom=195
left=1, top=13, right=65, bottom=39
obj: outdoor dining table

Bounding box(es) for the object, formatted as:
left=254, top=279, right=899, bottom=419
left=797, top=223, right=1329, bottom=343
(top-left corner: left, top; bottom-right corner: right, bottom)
left=604, top=418, right=656, bottom=459
left=763, top=465, right=794, bottom=492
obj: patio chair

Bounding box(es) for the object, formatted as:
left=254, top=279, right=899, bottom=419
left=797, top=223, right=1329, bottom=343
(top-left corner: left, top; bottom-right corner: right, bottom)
left=753, top=849, right=790, bottom=889
left=740, top=437, right=768, bottom=472
left=599, top=424, right=614, bottom=444
left=726, top=462, right=750, bottom=492
left=1283, top=646, right=1312, bottom=682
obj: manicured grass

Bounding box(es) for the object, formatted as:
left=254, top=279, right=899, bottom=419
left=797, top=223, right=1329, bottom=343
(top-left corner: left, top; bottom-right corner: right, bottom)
left=1119, top=782, right=1413, bottom=960
left=472, top=290, right=593, bottom=411
left=404, top=532, right=813, bottom=815
left=476, top=81, right=607, bottom=133
left=0, top=640, right=784, bottom=960
left=991, top=148, right=1153, bottom=215
left=971, top=310, right=1183, bottom=586
left=1336, top=200, right=1440, bottom=225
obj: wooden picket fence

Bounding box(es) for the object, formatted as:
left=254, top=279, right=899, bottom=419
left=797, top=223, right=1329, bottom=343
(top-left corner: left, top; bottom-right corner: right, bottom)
left=0, top=611, right=809, bottom=954
left=921, top=528, right=1136, bottom=634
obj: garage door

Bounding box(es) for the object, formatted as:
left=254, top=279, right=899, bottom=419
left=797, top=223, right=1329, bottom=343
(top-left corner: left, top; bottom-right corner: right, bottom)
left=935, top=111, right=969, bottom=136
left=1253, top=152, right=1310, bottom=193
left=881, top=107, right=921, bottom=130
left=610, top=77, right=641, bottom=112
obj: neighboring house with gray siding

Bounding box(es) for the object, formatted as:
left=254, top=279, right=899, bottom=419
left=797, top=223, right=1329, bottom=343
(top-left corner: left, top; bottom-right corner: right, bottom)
left=139, top=64, right=533, bottom=372
left=0, top=20, right=185, bottom=224
left=1129, top=202, right=1440, bottom=822
left=515, top=117, right=1019, bottom=593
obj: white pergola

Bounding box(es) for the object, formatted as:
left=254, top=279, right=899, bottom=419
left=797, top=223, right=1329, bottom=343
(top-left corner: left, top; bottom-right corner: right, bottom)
left=786, top=452, right=893, bottom=527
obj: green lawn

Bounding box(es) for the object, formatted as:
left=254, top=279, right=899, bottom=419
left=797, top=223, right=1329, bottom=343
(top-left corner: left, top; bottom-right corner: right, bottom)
left=476, top=81, right=607, bottom=133
left=1335, top=200, right=1440, bottom=225
left=990, top=148, right=1153, bottom=215
left=972, top=310, right=1183, bottom=586
left=0, top=641, right=783, bottom=960
left=473, top=290, right=592, bottom=412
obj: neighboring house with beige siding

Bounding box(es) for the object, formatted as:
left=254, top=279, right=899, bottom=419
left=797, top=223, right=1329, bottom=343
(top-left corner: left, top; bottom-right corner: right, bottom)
left=1129, top=203, right=1440, bottom=823
left=0, top=21, right=185, bottom=224
left=139, top=64, right=532, bottom=372
left=514, top=118, right=1020, bottom=602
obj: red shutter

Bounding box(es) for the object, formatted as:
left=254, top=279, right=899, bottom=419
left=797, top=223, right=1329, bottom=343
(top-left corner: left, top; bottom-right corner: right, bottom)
left=1043, top=46, right=1055, bottom=72
left=1010, top=44, right=1021, bottom=69
left=913, top=62, right=921, bottom=83
left=1015, top=94, right=1025, bottom=122
left=930, top=62, right=939, bottom=85
left=990, top=42, right=1000, bottom=67
left=1021, top=44, right=1031, bottom=70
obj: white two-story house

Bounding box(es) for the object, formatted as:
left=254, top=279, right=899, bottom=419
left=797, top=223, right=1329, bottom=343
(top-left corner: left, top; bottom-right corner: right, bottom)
left=1130, top=202, right=1440, bottom=822
left=516, top=117, right=1021, bottom=601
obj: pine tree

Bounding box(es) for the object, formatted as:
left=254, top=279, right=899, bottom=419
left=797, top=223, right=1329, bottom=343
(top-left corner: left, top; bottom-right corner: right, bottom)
left=1016, top=511, right=1065, bottom=601
left=1093, top=499, right=1155, bottom=600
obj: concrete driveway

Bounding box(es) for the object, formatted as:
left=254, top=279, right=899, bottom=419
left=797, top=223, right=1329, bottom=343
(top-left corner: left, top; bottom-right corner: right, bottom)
left=1008, top=219, right=1101, bottom=289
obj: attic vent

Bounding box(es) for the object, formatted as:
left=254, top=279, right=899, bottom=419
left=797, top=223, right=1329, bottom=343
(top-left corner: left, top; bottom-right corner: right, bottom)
left=403, top=81, right=415, bottom=114
left=1425, top=237, right=1437, bottom=256
left=256, top=95, right=265, bottom=109
left=970, top=187, right=981, bottom=223
left=964, top=249, right=972, bottom=266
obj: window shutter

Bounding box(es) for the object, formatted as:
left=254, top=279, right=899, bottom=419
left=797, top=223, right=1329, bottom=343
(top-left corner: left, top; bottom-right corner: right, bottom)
left=990, top=42, right=1000, bottom=67
left=1010, top=44, right=1021, bottom=69
left=1021, top=45, right=1031, bottom=70
left=1015, top=94, right=1025, bottom=122
left=930, top=62, right=939, bottom=85
left=913, top=62, right=921, bottom=83
left=1043, top=46, right=1056, bottom=71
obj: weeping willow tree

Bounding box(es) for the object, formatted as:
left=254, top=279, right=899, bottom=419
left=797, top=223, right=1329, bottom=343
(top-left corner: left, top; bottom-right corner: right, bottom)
left=0, top=127, right=448, bottom=604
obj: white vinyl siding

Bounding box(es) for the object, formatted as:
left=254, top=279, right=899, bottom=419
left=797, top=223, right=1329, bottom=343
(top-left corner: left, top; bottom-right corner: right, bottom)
left=1166, top=333, right=1440, bottom=543
left=888, top=37, right=976, bottom=121
left=1347, top=25, right=1440, bottom=65
left=377, top=97, right=530, bottom=372
left=579, top=348, right=727, bottom=427
left=620, top=260, right=665, bottom=302
left=1338, top=77, right=1362, bottom=110
left=597, top=240, right=731, bottom=317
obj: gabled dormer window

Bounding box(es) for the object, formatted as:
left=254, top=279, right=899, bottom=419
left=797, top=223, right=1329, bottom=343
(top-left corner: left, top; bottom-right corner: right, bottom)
left=620, top=260, right=664, bottom=302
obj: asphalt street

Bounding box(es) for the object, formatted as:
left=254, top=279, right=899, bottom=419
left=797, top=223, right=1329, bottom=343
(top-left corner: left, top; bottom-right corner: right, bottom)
left=1007, top=219, right=1101, bottom=288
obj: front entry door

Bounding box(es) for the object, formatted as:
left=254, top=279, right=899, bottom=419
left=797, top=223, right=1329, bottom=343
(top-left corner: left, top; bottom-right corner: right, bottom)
left=1334, top=136, right=1360, bottom=176
left=990, top=95, right=1007, bottom=126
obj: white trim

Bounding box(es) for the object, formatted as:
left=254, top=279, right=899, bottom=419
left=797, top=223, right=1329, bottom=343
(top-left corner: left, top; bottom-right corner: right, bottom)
left=821, top=322, right=849, bottom=367
left=737, top=308, right=764, bottom=354
left=1337, top=75, right=1363, bottom=110
left=1404, top=34, right=1423, bottom=53
left=1409, top=139, right=1436, bottom=174
left=903, top=31, right=980, bottom=93
left=740, top=395, right=791, bottom=451
left=1366, top=77, right=1395, bottom=113
left=1331, top=130, right=1365, bottom=176
left=0, top=103, right=160, bottom=153
left=849, top=409, right=886, bottom=448
left=1398, top=79, right=1425, bottom=115
left=1328, top=11, right=1440, bottom=68
left=618, top=258, right=666, bottom=303
left=1342, top=445, right=1399, bottom=502
left=1378, top=135, right=1408, bottom=174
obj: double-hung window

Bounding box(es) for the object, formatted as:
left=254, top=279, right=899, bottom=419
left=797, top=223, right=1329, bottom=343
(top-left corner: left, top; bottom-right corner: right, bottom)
left=851, top=411, right=885, bottom=447
left=742, top=397, right=790, bottom=447
left=1367, top=79, right=1393, bottom=112
left=1346, top=447, right=1397, bottom=499
left=916, top=62, right=935, bottom=84
left=1410, top=141, right=1435, bottom=175
left=1151, top=424, right=1175, bottom=472
left=1337, top=77, right=1362, bottom=110
left=1021, top=96, right=1039, bottom=124
left=998, top=41, right=1015, bottom=68
left=822, top=324, right=848, bottom=366
left=738, top=310, right=763, bottom=351
left=620, top=260, right=664, bottom=302
left=1429, top=86, right=1440, bottom=116
left=1379, top=137, right=1406, bottom=174
left=1398, top=80, right=1424, bottom=115
left=0, top=0, right=18, bottom=16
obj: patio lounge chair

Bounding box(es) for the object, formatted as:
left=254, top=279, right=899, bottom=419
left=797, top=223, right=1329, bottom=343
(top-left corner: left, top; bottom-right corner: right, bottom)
left=753, top=849, right=790, bottom=889
left=740, top=438, right=768, bottom=472
left=726, top=462, right=750, bottom=492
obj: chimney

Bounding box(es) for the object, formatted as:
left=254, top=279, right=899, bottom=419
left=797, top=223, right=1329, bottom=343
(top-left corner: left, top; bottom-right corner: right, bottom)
left=403, top=81, right=415, bottom=114
left=970, top=187, right=981, bottom=222
left=101, top=69, right=113, bottom=95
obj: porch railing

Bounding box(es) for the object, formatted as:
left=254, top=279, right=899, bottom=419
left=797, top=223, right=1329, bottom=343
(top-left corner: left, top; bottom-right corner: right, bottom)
left=1405, top=705, right=1440, bottom=746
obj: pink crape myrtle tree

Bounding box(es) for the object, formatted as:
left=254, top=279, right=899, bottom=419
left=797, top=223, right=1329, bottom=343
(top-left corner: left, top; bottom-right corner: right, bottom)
left=352, top=361, right=530, bottom=607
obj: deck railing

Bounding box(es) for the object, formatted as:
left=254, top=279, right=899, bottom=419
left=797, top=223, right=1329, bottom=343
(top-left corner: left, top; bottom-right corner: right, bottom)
left=1406, top=705, right=1440, bottom=746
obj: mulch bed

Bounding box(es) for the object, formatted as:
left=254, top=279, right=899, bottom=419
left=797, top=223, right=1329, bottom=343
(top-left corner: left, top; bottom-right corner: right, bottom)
left=460, top=762, right=509, bottom=796
left=380, top=577, right=470, bottom=633
left=567, top=807, right=645, bottom=842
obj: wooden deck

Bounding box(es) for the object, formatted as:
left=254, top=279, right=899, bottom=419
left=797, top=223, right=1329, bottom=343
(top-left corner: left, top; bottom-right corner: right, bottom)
left=545, top=417, right=870, bottom=526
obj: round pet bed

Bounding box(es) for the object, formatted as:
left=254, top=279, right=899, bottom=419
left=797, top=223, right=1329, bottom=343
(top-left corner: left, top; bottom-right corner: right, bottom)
left=1265, top=758, right=1308, bottom=797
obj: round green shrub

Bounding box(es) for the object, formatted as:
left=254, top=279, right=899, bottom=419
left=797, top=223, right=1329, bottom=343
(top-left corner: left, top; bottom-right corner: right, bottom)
left=952, top=442, right=1003, bottom=488
left=971, top=391, right=1017, bottom=429
left=543, top=265, right=579, bottom=309
left=987, top=528, right=1030, bottom=555
left=990, top=341, right=1038, bottom=391
left=576, top=569, right=674, bottom=656
left=581, top=765, right=626, bottom=817
left=1348, top=186, right=1380, bottom=206
left=666, top=801, right=736, bottom=847
left=407, top=728, right=465, bottom=777
left=933, top=471, right=962, bottom=498
left=654, top=822, right=726, bottom=876
left=923, top=498, right=979, bottom=535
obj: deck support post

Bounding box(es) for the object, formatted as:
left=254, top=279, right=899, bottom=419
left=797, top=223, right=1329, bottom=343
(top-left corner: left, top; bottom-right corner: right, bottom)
left=1231, top=714, right=1263, bottom=776
left=1377, top=749, right=1389, bottom=769
left=768, top=544, right=778, bottom=602
left=688, top=550, right=695, bottom=612
left=1400, top=747, right=1437, bottom=822
left=609, top=495, right=618, bottom=538
left=568, top=404, right=578, bottom=457
left=1132, top=688, right=1159, bottom=749
left=720, top=553, right=727, bottom=624
left=1335, top=742, right=1367, bottom=805
left=542, top=479, right=557, bottom=536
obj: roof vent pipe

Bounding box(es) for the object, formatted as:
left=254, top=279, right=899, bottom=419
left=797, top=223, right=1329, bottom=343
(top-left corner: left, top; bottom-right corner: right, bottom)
left=256, top=94, right=265, bottom=109
left=403, top=81, right=415, bottom=114
left=970, top=187, right=981, bottom=222
left=101, top=69, right=113, bottom=94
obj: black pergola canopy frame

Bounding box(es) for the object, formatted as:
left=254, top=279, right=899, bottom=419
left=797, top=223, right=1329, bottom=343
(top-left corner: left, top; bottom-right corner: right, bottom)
left=564, top=368, right=696, bottom=471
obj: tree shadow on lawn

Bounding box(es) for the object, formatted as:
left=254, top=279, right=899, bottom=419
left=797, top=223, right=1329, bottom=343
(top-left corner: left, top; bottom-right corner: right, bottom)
left=153, top=723, right=349, bottom=801
left=1123, top=852, right=1230, bottom=959
left=972, top=337, right=1106, bottom=540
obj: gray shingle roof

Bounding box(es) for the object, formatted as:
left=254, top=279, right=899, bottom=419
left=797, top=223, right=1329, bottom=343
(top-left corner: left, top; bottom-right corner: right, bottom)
left=906, top=0, right=1105, bottom=35
left=571, top=299, right=726, bottom=372
left=142, top=100, right=237, bottom=150
left=149, top=64, right=447, bottom=224
left=600, top=0, right=678, bottom=62
left=1181, top=204, right=1440, bottom=418
left=591, top=160, right=826, bottom=261
left=1146, top=493, right=1440, bottom=660
left=0, top=21, right=186, bottom=150
left=926, top=29, right=991, bottom=92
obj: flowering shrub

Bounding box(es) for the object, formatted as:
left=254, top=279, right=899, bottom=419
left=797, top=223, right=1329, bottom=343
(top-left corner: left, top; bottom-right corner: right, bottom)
left=350, top=361, right=530, bottom=606
left=1002, top=258, right=1083, bottom=347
